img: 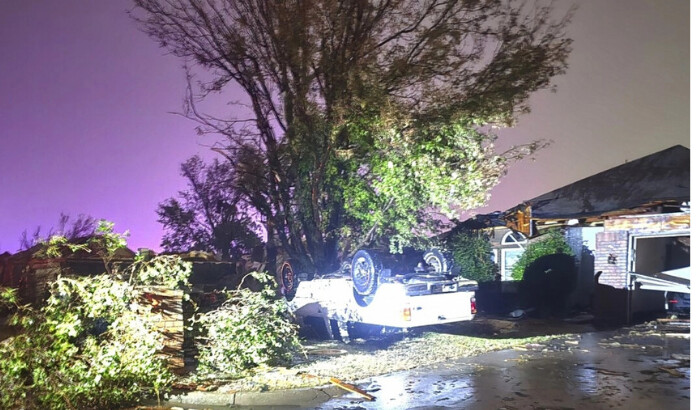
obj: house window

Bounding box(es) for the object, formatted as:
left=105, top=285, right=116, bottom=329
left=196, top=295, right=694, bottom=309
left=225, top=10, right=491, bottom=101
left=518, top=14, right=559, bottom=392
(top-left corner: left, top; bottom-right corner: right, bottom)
left=502, top=231, right=527, bottom=245
left=501, top=248, right=525, bottom=280
left=500, top=230, right=528, bottom=280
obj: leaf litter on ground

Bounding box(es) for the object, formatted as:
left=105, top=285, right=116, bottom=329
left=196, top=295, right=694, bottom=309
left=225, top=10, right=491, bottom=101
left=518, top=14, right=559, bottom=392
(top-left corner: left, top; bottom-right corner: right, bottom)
left=200, top=331, right=566, bottom=393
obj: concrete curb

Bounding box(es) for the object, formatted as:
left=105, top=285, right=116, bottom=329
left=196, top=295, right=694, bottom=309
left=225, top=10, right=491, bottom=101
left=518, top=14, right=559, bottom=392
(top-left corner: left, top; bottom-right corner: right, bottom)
left=159, top=385, right=347, bottom=408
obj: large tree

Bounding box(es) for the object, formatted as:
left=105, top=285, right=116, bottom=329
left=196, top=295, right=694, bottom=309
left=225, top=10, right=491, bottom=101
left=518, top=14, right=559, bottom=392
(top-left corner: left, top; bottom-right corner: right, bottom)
left=157, top=156, right=262, bottom=260
left=133, top=0, right=573, bottom=274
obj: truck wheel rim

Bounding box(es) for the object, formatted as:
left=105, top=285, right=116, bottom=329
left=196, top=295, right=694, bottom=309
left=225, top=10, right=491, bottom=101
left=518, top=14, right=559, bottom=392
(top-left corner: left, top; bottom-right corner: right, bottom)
left=354, top=256, right=371, bottom=287
left=425, top=254, right=442, bottom=273
left=282, top=263, right=294, bottom=292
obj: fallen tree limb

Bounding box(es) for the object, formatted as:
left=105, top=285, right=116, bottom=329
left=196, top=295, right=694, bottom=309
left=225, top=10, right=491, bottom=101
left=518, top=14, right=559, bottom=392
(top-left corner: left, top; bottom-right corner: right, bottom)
left=300, top=373, right=375, bottom=401
left=329, top=377, right=376, bottom=401
left=658, top=367, right=685, bottom=378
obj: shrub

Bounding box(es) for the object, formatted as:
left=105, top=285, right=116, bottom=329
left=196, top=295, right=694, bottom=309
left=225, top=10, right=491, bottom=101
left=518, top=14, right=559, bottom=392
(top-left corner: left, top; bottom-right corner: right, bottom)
left=0, top=286, right=18, bottom=314
left=450, top=231, right=498, bottom=282
left=519, top=253, right=577, bottom=317
left=195, top=271, right=302, bottom=375
left=511, top=229, right=574, bottom=281
left=0, top=274, right=174, bottom=409
left=0, top=225, right=191, bottom=409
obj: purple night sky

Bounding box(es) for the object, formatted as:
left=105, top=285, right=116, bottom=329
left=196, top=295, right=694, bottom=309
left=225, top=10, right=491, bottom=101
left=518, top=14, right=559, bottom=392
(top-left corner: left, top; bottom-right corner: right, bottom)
left=0, top=0, right=690, bottom=253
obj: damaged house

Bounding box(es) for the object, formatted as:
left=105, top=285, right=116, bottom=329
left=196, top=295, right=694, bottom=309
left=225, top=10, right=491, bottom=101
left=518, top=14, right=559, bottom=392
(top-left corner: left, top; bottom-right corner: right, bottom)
left=502, top=144, right=690, bottom=322
left=453, top=145, right=689, bottom=322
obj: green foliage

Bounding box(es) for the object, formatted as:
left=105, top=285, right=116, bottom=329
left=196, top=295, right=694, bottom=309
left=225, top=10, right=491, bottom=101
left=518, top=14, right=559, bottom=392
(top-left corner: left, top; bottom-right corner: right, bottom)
left=0, top=286, right=19, bottom=317
left=343, top=122, right=514, bottom=253
left=0, top=228, right=193, bottom=409
left=0, top=286, right=18, bottom=307
left=134, top=0, right=573, bottom=272
left=129, top=254, right=193, bottom=290
left=450, top=231, right=498, bottom=282
left=93, top=220, right=129, bottom=256
left=0, top=275, right=174, bottom=409
left=31, top=219, right=130, bottom=276
left=195, top=271, right=302, bottom=375
left=511, top=230, right=574, bottom=281
left=33, top=235, right=91, bottom=258
left=92, top=220, right=130, bottom=275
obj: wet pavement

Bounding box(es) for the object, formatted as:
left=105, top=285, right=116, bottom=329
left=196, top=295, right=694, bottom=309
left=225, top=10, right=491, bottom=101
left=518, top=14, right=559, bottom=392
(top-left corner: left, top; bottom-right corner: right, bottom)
left=150, top=320, right=690, bottom=409
left=317, top=324, right=690, bottom=410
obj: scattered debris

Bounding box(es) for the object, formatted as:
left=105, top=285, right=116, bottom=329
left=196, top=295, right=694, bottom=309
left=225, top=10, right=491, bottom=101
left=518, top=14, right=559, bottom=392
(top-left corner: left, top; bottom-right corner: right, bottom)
left=525, top=343, right=545, bottom=350
left=584, top=367, right=628, bottom=377
left=658, top=367, right=685, bottom=378
left=364, top=383, right=382, bottom=393
left=306, top=348, right=348, bottom=356
left=665, top=333, right=690, bottom=339
left=181, top=317, right=689, bottom=397
left=195, top=384, right=219, bottom=392
left=656, top=318, right=690, bottom=324
left=508, top=307, right=536, bottom=319
left=329, top=377, right=376, bottom=401
left=300, top=373, right=376, bottom=401
left=171, top=382, right=197, bottom=391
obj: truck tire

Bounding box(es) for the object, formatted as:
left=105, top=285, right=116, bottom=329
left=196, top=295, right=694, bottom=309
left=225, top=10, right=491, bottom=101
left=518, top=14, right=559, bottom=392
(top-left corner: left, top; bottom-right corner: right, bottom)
left=278, top=259, right=299, bottom=301
left=340, top=259, right=352, bottom=276
left=422, top=248, right=450, bottom=274
left=352, top=249, right=381, bottom=296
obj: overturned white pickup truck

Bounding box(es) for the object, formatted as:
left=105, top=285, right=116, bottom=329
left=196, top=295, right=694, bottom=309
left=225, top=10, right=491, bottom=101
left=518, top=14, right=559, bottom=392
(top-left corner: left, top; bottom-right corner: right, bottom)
left=279, top=248, right=478, bottom=340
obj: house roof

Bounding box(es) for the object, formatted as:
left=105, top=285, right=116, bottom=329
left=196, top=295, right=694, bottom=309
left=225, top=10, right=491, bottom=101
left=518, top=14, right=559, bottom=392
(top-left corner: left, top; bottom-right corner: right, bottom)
left=451, top=212, right=506, bottom=231
left=521, top=145, right=690, bottom=220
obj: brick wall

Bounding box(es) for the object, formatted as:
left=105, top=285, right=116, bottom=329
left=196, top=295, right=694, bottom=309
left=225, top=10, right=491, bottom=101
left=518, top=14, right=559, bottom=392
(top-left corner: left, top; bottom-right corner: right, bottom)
left=595, top=230, right=629, bottom=289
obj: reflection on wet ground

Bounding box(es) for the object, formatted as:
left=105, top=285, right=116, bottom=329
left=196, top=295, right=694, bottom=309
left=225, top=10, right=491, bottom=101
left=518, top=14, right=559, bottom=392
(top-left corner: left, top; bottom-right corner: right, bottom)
left=319, top=323, right=690, bottom=410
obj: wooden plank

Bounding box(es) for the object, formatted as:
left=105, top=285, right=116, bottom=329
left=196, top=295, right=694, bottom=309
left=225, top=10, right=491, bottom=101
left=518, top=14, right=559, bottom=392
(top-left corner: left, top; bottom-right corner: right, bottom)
left=329, top=377, right=376, bottom=401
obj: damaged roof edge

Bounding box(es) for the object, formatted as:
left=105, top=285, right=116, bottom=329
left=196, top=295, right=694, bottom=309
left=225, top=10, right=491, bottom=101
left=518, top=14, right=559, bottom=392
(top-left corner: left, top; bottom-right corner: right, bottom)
left=503, top=145, right=689, bottom=223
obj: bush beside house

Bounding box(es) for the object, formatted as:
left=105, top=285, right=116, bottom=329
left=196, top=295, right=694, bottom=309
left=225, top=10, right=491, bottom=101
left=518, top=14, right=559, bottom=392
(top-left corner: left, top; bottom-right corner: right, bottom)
left=450, top=231, right=498, bottom=283
left=510, top=230, right=577, bottom=317
left=511, top=230, right=574, bottom=281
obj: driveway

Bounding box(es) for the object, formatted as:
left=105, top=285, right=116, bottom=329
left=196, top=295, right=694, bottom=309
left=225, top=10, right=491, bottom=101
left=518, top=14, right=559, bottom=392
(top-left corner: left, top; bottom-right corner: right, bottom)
left=157, top=318, right=689, bottom=409
left=315, top=320, right=690, bottom=409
